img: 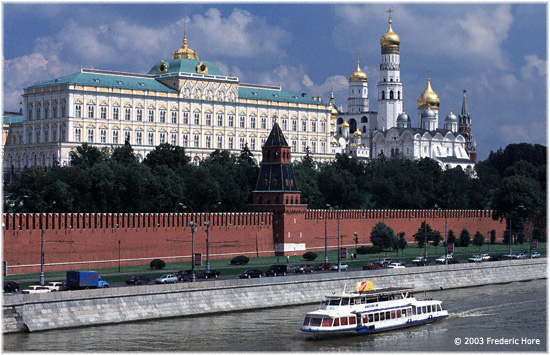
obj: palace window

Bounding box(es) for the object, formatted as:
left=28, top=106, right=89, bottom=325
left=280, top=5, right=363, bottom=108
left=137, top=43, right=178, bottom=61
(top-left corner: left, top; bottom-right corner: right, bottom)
left=194, top=112, right=200, bottom=125
left=159, top=132, right=166, bottom=144
left=217, top=113, right=223, bottom=126
left=312, top=121, right=317, bottom=132
left=61, top=103, right=66, bottom=117
left=291, top=139, right=297, bottom=152
left=228, top=114, right=234, bottom=127
left=261, top=116, right=267, bottom=129
left=124, top=131, right=131, bottom=144
left=205, top=135, right=211, bottom=148
left=160, top=110, right=166, bottom=123
left=125, top=108, right=131, bottom=121
left=183, top=134, right=188, bottom=147
left=240, top=115, right=246, bottom=128
left=113, top=107, right=119, bottom=120
left=239, top=136, right=245, bottom=149
left=112, top=130, right=119, bottom=144
left=87, top=129, right=94, bottom=143
left=171, top=133, right=177, bottom=145
left=136, top=109, right=143, bottom=121
left=320, top=141, right=326, bottom=153
left=311, top=140, right=317, bottom=153
left=183, top=111, right=189, bottom=124
left=136, top=131, right=142, bottom=145
left=282, top=119, right=288, bottom=130
left=88, top=105, right=94, bottom=118
left=44, top=105, right=49, bottom=119
left=250, top=137, right=256, bottom=150
left=100, top=106, right=107, bottom=119
left=292, top=119, right=297, bottom=131
left=302, top=119, right=307, bottom=132
left=193, top=134, right=199, bottom=147
left=250, top=116, right=256, bottom=129
left=261, top=137, right=267, bottom=146
left=148, top=109, right=155, bottom=122
left=205, top=113, right=212, bottom=126
left=52, top=105, right=57, bottom=118
left=171, top=111, right=177, bottom=124
left=148, top=132, right=154, bottom=145
left=75, top=128, right=81, bottom=142
left=302, top=140, right=307, bottom=152
left=228, top=136, right=234, bottom=149
left=36, top=105, right=41, bottom=120
left=217, top=136, right=223, bottom=149
left=75, top=105, right=82, bottom=118
left=100, top=130, right=107, bottom=143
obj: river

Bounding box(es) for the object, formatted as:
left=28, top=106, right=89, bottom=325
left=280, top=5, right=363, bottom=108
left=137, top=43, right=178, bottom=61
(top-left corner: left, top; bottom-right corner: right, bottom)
left=3, top=280, right=546, bottom=352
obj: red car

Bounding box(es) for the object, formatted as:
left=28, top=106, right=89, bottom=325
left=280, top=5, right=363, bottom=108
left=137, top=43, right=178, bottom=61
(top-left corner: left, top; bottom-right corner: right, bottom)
left=362, top=262, right=380, bottom=270
left=315, top=262, right=332, bottom=270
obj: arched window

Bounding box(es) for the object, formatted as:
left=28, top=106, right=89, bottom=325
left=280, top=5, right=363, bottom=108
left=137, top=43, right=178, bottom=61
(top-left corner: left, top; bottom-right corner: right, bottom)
left=381, top=91, right=385, bottom=100
left=390, top=91, right=394, bottom=99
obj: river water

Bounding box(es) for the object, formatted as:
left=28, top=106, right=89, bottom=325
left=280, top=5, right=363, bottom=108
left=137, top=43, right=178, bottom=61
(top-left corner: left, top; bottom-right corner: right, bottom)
left=3, top=280, right=546, bottom=352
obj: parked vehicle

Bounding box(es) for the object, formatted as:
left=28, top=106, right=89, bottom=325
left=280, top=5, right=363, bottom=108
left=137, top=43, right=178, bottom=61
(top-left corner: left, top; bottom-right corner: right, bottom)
left=447, top=258, right=460, bottom=264
left=65, top=271, right=109, bottom=289
left=239, top=269, right=263, bottom=278
left=387, top=262, right=405, bottom=269
left=197, top=269, right=220, bottom=279
left=46, top=281, right=67, bottom=291
left=392, top=259, right=406, bottom=266
left=315, top=262, right=332, bottom=271
left=362, top=262, right=380, bottom=270
left=412, top=257, right=431, bottom=266
left=287, top=265, right=298, bottom=273
left=531, top=252, right=541, bottom=258
left=22, top=285, right=52, bottom=294
left=376, top=258, right=392, bottom=267
left=296, top=264, right=314, bottom=273
left=154, top=273, right=178, bottom=284
left=3, top=281, right=20, bottom=293
left=330, top=263, right=348, bottom=271
left=489, top=254, right=505, bottom=261
left=125, top=275, right=151, bottom=285
left=177, top=270, right=196, bottom=281
left=265, top=264, right=288, bottom=276
left=511, top=252, right=527, bottom=259
left=468, top=254, right=483, bottom=263
left=435, top=255, right=454, bottom=264
left=480, top=253, right=490, bottom=261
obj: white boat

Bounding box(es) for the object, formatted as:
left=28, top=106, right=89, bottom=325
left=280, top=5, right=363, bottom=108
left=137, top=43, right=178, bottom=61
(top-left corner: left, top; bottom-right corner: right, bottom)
left=300, top=282, right=449, bottom=336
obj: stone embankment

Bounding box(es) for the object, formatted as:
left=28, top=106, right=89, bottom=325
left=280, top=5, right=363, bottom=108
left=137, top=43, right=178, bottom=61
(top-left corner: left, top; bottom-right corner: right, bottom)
left=3, top=259, right=546, bottom=333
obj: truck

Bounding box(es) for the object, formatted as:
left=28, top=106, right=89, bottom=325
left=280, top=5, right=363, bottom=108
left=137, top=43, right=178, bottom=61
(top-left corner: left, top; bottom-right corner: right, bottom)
left=65, top=271, right=109, bottom=290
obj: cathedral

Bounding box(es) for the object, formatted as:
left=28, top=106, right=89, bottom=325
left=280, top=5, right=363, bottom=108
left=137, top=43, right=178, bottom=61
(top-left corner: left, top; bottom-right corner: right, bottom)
left=3, top=10, right=476, bottom=177
left=329, top=11, right=477, bottom=172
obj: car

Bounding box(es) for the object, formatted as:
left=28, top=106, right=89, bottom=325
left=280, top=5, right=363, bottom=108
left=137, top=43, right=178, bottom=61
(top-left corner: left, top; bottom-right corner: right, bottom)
left=154, top=274, right=178, bottom=284
left=489, top=254, right=505, bottom=261
left=362, top=262, right=380, bottom=270
left=502, top=253, right=513, bottom=259
left=239, top=269, right=263, bottom=278
left=511, top=252, right=527, bottom=259
left=314, top=262, right=332, bottom=271
left=286, top=265, right=298, bottom=273
left=435, top=255, right=454, bottom=264
left=531, top=252, right=541, bottom=258
left=46, top=281, right=67, bottom=291
left=265, top=265, right=288, bottom=276
left=296, top=264, right=314, bottom=273
left=22, top=285, right=53, bottom=294
left=387, top=262, right=405, bottom=269
left=330, top=263, right=348, bottom=271
left=176, top=270, right=196, bottom=281
left=412, top=257, right=431, bottom=266
left=447, top=258, right=460, bottom=264
left=197, top=269, right=220, bottom=279
left=125, top=275, right=151, bottom=285
left=3, top=281, right=20, bottom=293
left=468, top=254, right=483, bottom=263
left=392, top=259, right=406, bottom=266
left=480, top=254, right=490, bottom=261
left=376, top=258, right=392, bottom=267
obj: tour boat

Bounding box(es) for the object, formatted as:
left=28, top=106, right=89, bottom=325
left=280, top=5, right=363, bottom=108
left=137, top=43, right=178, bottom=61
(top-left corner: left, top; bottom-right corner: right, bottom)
left=300, top=281, right=448, bottom=337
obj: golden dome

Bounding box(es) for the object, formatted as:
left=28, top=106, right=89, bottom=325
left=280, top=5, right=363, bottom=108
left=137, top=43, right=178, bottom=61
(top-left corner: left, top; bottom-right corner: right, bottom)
left=417, top=77, right=440, bottom=109
left=172, top=35, right=198, bottom=60
left=342, top=121, right=349, bottom=128
left=380, top=20, right=400, bottom=47
left=353, top=129, right=362, bottom=137
left=330, top=119, right=335, bottom=126
left=349, top=55, right=367, bottom=82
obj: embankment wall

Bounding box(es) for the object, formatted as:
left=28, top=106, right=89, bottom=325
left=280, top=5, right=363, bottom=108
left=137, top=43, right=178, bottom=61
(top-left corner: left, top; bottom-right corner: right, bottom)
left=3, top=258, right=545, bottom=334
left=2, top=210, right=507, bottom=274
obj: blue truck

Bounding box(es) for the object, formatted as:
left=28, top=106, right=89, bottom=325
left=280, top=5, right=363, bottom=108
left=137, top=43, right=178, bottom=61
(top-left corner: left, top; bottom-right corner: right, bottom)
left=65, top=271, right=109, bottom=290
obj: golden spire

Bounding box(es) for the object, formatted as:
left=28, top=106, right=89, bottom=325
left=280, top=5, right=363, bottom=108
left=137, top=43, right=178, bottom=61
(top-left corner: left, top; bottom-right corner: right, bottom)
left=417, top=76, right=440, bottom=109
left=349, top=53, right=367, bottom=81
left=172, top=6, right=198, bottom=60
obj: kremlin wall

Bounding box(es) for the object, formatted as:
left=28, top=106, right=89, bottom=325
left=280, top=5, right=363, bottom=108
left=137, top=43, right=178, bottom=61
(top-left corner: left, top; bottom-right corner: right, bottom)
left=2, top=209, right=504, bottom=275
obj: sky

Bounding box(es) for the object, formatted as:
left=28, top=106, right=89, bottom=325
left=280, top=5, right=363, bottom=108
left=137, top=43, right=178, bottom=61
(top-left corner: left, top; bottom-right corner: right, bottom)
left=2, top=2, right=547, bottom=160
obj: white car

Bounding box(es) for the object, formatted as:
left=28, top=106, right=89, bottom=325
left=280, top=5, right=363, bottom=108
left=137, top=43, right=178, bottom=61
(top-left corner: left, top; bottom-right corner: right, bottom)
left=22, top=285, right=53, bottom=294
left=46, top=282, right=67, bottom=291
left=531, top=252, right=541, bottom=258
left=468, top=254, right=483, bottom=263
left=480, top=254, right=490, bottom=261
left=435, top=255, right=453, bottom=264
left=155, top=274, right=178, bottom=284
left=387, top=263, right=405, bottom=269
left=330, top=263, right=348, bottom=271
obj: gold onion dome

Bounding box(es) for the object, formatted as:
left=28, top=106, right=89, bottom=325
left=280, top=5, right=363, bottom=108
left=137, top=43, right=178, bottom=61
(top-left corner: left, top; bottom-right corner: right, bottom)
left=172, top=35, right=198, bottom=60
left=417, top=77, right=440, bottom=109
left=354, top=129, right=362, bottom=137
left=342, top=121, right=350, bottom=128
left=380, top=20, right=400, bottom=47
left=349, top=57, right=367, bottom=82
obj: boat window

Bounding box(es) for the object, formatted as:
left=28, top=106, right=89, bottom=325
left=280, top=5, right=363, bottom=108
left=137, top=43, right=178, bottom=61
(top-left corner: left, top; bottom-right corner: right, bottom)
left=310, top=317, right=322, bottom=326
left=340, top=317, right=348, bottom=326
left=379, top=312, right=385, bottom=321
left=406, top=309, right=411, bottom=317
left=396, top=310, right=402, bottom=318
left=374, top=313, right=380, bottom=322
left=361, top=297, right=367, bottom=304
left=379, top=295, right=390, bottom=302
left=349, top=317, right=356, bottom=325
left=416, top=307, right=421, bottom=314
left=438, top=304, right=442, bottom=311
left=422, top=306, right=427, bottom=314
left=386, top=311, right=391, bottom=320
left=334, top=318, right=340, bottom=326
left=341, top=298, right=350, bottom=306
left=367, top=298, right=377, bottom=303
left=322, top=318, right=333, bottom=327
left=303, top=317, right=310, bottom=326
left=368, top=314, right=374, bottom=323
left=391, top=310, right=396, bottom=319
left=327, top=298, right=340, bottom=306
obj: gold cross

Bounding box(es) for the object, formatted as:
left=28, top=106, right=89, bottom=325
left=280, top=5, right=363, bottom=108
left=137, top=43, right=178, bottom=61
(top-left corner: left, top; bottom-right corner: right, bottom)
left=387, top=9, right=393, bottom=21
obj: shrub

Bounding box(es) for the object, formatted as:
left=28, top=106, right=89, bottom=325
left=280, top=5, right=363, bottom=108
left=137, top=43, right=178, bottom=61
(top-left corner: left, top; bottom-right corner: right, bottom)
left=303, top=251, right=318, bottom=261
left=356, top=245, right=383, bottom=254
left=150, top=258, right=166, bottom=269
left=230, top=255, right=250, bottom=265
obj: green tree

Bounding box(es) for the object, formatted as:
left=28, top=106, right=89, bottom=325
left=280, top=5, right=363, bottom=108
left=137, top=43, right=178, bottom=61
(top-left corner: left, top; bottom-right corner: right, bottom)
left=413, top=222, right=440, bottom=249
left=489, top=230, right=496, bottom=244
left=397, top=232, right=407, bottom=256
left=294, top=151, right=323, bottom=208
left=369, top=222, right=396, bottom=251
left=459, top=229, right=470, bottom=248
left=473, top=231, right=485, bottom=251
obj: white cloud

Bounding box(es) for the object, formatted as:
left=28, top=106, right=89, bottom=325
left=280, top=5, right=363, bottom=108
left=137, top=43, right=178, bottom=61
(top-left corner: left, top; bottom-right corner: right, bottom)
left=520, top=55, right=546, bottom=81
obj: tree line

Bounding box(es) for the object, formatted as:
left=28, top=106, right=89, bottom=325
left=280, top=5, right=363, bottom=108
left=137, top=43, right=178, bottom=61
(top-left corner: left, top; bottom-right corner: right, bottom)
left=5, top=142, right=546, bottom=233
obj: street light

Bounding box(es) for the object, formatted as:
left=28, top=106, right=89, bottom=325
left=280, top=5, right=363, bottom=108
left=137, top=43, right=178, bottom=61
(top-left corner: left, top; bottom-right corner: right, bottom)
left=188, top=221, right=197, bottom=282
left=204, top=220, right=211, bottom=270
left=509, top=205, right=526, bottom=257
left=40, top=229, right=45, bottom=285
left=353, top=232, right=358, bottom=258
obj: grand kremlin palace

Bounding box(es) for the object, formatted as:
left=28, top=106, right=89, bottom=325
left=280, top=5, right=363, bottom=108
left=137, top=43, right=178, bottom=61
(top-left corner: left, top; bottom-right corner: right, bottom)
left=3, top=13, right=476, bottom=174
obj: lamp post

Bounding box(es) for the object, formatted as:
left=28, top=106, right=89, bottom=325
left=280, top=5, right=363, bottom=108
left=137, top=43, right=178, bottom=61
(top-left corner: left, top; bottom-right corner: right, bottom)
left=118, top=240, right=121, bottom=272
left=337, top=208, right=341, bottom=272
left=204, top=220, right=211, bottom=270
left=40, top=229, right=45, bottom=285
left=188, top=221, right=197, bottom=282
left=353, top=232, right=358, bottom=258
left=324, top=217, right=328, bottom=263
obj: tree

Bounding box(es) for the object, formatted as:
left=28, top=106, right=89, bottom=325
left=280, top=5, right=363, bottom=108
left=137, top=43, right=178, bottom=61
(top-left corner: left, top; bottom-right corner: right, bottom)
left=489, top=230, right=496, bottom=244
left=397, top=232, right=407, bottom=256
left=473, top=231, right=485, bottom=251
left=446, top=230, right=456, bottom=247
left=459, top=229, right=470, bottom=248
left=413, top=222, right=440, bottom=249
left=370, top=222, right=396, bottom=250
left=431, top=230, right=443, bottom=253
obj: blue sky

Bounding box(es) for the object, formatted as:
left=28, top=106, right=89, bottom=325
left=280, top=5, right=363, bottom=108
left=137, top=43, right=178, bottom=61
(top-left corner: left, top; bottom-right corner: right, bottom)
left=2, top=2, right=547, bottom=160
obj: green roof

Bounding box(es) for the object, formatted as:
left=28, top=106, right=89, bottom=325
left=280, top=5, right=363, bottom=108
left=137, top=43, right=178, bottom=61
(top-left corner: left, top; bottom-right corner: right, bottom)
left=3, top=114, right=23, bottom=124
left=239, top=86, right=325, bottom=105
left=30, top=71, right=178, bottom=93
left=147, top=58, right=226, bottom=77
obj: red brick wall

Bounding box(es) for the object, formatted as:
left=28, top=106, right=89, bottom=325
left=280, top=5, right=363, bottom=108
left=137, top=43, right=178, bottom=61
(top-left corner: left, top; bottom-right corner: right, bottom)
left=2, top=210, right=506, bottom=275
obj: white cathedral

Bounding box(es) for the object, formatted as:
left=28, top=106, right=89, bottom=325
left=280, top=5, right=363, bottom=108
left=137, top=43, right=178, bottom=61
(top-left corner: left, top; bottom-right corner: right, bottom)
left=328, top=12, right=477, bottom=172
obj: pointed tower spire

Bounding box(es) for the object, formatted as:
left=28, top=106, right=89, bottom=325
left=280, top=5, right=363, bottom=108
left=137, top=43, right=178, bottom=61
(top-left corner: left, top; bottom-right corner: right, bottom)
left=460, top=89, right=469, bottom=116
